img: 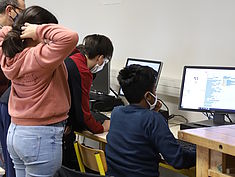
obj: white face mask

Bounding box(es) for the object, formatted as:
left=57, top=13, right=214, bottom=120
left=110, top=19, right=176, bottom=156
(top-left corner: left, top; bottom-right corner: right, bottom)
left=145, top=92, right=158, bottom=110
left=90, top=59, right=109, bottom=73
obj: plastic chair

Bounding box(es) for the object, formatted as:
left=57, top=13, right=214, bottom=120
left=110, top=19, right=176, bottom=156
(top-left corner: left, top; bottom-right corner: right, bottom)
left=74, top=141, right=107, bottom=176
left=159, top=161, right=196, bottom=177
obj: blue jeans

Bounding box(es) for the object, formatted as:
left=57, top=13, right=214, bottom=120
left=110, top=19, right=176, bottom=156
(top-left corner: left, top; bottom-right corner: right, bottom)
left=7, top=122, right=65, bottom=177
left=0, top=103, right=15, bottom=177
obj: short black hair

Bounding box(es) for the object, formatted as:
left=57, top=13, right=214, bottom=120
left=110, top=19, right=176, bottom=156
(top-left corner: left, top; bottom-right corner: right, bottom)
left=0, top=0, right=18, bottom=14
left=77, top=34, right=113, bottom=61
left=118, top=64, right=158, bottom=104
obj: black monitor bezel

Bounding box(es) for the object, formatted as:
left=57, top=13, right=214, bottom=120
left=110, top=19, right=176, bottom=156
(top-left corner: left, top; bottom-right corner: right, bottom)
left=179, top=65, right=235, bottom=114
left=118, top=58, right=163, bottom=96
left=90, top=62, right=110, bottom=95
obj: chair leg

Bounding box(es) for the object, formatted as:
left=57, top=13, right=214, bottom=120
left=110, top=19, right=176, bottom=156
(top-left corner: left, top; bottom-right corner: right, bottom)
left=74, top=141, right=85, bottom=173
left=95, top=153, right=105, bottom=176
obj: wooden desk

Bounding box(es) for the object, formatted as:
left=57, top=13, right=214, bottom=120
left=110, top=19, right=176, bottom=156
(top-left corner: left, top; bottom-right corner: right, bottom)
left=178, top=124, right=235, bottom=177
left=75, top=125, right=180, bottom=150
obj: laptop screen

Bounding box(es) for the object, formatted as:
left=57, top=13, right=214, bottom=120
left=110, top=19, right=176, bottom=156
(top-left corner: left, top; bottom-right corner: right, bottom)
left=119, top=58, right=163, bottom=96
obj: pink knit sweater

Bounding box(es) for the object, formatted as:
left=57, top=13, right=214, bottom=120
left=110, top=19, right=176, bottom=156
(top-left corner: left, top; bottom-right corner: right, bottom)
left=0, top=24, right=78, bottom=125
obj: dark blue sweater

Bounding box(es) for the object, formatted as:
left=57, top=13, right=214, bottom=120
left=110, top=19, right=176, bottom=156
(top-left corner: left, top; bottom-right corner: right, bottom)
left=105, top=105, right=196, bottom=177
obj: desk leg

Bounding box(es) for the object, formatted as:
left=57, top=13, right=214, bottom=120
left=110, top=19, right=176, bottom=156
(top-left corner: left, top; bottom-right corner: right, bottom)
left=196, top=145, right=209, bottom=177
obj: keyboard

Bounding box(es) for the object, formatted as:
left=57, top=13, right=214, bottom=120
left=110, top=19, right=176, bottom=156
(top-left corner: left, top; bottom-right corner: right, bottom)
left=177, top=139, right=196, bottom=152
left=91, top=111, right=110, bottom=124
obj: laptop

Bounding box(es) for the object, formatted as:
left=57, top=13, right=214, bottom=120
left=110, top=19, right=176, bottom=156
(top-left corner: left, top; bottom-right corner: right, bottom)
left=119, top=58, right=163, bottom=96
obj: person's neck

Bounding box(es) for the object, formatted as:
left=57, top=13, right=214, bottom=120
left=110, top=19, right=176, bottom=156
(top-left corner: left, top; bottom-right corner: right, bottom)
left=86, top=56, right=97, bottom=69
left=131, top=100, right=149, bottom=109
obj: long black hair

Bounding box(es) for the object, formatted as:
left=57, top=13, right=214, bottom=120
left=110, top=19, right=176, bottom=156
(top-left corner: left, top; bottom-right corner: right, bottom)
left=2, top=5, right=58, bottom=58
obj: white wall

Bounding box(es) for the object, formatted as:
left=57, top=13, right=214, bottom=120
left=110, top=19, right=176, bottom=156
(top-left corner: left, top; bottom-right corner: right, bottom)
left=25, top=0, right=235, bottom=122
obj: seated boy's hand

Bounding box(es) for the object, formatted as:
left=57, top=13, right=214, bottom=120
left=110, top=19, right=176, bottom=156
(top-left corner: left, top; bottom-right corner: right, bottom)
left=153, top=101, right=162, bottom=112
left=102, top=120, right=110, bottom=132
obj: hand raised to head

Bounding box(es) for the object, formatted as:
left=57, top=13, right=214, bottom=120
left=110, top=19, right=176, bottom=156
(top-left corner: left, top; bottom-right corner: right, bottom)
left=20, top=23, right=38, bottom=41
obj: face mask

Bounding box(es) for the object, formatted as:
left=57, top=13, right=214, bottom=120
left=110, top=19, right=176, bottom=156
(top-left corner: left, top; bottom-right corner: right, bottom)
left=10, top=8, right=19, bottom=22
left=90, top=59, right=109, bottom=73
left=10, top=14, right=18, bottom=22
left=145, top=92, right=158, bottom=110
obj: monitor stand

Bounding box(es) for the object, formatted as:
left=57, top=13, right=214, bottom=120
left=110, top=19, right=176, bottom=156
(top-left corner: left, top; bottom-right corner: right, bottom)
left=193, top=119, right=233, bottom=127
left=180, top=113, right=234, bottom=130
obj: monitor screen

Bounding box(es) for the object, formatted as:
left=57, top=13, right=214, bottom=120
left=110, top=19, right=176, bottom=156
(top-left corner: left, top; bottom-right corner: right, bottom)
left=90, top=62, right=110, bottom=95
left=179, top=66, right=235, bottom=124
left=119, top=58, right=163, bottom=96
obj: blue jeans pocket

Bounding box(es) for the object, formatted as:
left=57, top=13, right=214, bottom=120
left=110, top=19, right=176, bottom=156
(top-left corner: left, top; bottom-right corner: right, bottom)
left=14, top=134, right=41, bottom=163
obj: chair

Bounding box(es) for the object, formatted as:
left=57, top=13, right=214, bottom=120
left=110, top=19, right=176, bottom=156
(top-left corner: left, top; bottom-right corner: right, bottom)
left=53, top=165, right=111, bottom=177
left=159, top=161, right=196, bottom=177
left=74, top=140, right=107, bottom=176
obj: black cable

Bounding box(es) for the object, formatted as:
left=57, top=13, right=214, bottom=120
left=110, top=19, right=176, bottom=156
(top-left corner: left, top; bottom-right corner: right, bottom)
left=157, top=98, right=188, bottom=123
left=157, top=98, right=169, bottom=113
left=225, top=114, right=233, bottom=123
left=168, top=114, right=189, bottom=123
left=203, top=112, right=210, bottom=119
left=202, top=112, right=208, bottom=118
left=202, top=112, right=215, bottom=120
left=210, top=112, right=215, bottom=119
left=203, top=112, right=233, bottom=123
left=156, top=98, right=189, bottom=125
left=110, top=87, right=119, bottom=98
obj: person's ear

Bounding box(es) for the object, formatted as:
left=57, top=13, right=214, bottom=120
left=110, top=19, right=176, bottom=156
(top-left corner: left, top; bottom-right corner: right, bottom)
left=97, top=55, right=104, bottom=65
left=144, top=92, right=151, bottom=103
left=5, top=5, right=13, bottom=15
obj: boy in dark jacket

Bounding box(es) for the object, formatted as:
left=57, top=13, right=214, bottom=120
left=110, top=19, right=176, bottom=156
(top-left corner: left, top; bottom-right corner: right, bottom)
left=106, top=64, right=196, bottom=177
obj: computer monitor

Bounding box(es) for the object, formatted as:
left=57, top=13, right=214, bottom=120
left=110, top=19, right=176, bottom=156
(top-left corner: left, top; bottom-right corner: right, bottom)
left=90, top=62, right=110, bottom=95
left=119, top=58, right=163, bottom=96
left=179, top=66, right=235, bottom=126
